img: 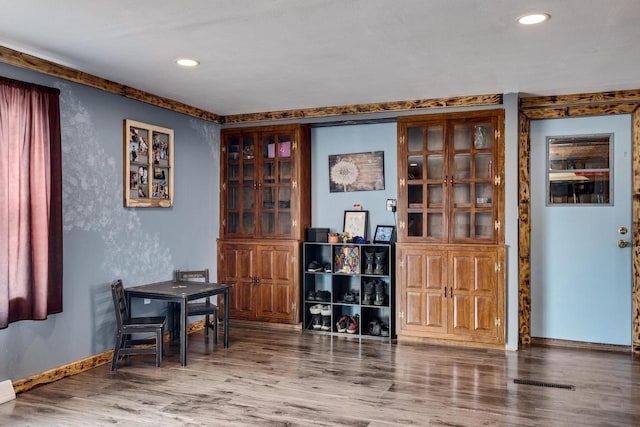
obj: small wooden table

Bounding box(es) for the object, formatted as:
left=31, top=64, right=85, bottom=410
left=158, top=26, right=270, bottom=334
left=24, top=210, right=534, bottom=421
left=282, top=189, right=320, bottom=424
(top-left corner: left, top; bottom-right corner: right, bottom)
left=125, top=280, right=232, bottom=366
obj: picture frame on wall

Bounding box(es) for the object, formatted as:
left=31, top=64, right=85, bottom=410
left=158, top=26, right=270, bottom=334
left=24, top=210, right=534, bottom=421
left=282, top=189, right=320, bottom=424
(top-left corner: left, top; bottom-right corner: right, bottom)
left=124, top=119, right=174, bottom=208
left=343, top=210, right=369, bottom=240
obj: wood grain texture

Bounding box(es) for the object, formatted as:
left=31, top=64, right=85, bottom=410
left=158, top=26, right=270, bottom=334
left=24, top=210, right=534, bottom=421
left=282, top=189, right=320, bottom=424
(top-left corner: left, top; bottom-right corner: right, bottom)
left=520, top=89, right=640, bottom=109
left=2, top=322, right=639, bottom=426
left=518, top=113, right=532, bottom=346
left=633, top=109, right=640, bottom=351
left=0, top=45, right=222, bottom=123
left=223, top=94, right=503, bottom=124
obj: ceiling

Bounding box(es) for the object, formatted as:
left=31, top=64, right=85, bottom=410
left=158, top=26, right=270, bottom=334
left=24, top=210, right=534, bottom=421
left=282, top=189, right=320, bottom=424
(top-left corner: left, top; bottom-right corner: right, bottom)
left=1, top=0, right=639, bottom=117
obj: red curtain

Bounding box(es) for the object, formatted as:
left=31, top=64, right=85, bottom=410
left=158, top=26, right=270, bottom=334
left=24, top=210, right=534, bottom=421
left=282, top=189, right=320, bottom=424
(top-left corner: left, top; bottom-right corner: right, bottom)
left=0, top=76, right=63, bottom=329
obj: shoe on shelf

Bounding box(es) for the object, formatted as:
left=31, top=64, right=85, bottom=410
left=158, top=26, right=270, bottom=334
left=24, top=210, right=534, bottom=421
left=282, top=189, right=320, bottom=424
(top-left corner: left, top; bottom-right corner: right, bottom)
left=316, top=290, right=331, bottom=302
left=380, top=321, right=389, bottom=337
left=336, top=315, right=348, bottom=333
left=321, top=305, right=332, bottom=331
left=363, top=280, right=375, bottom=305
left=323, top=262, right=332, bottom=273
left=347, top=315, right=359, bottom=334
left=368, top=319, right=381, bottom=336
left=309, top=304, right=323, bottom=330
left=343, top=290, right=356, bottom=303
left=307, top=261, right=323, bottom=272
left=306, top=290, right=316, bottom=301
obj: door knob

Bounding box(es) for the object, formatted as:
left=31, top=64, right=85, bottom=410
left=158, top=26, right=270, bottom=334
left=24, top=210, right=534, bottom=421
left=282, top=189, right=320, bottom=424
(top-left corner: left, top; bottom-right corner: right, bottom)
left=618, top=239, right=630, bottom=248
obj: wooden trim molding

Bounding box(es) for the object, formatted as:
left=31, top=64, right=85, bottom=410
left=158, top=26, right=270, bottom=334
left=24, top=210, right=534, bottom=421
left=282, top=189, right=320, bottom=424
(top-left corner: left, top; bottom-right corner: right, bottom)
left=223, top=94, right=503, bottom=124
left=0, top=45, right=222, bottom=123
left=518, top=89, right=640, bottom=350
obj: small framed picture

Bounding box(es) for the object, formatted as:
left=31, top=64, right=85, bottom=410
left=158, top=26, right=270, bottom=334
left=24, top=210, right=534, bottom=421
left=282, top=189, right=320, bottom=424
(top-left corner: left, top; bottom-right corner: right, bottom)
left=343, top=210, right=369, bottom=240
left=374, top=225, right=396, bottom=243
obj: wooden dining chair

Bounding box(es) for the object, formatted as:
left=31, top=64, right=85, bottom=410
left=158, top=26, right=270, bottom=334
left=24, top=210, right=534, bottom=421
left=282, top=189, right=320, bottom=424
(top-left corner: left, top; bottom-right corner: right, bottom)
left=175, top=269, right=218, bottom=344
left=110, top=280, right=166, bottom=371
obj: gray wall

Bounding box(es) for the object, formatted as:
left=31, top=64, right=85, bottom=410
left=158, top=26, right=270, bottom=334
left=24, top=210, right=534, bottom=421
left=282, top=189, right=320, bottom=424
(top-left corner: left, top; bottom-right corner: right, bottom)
left=0, top=62, right=220, bottom=381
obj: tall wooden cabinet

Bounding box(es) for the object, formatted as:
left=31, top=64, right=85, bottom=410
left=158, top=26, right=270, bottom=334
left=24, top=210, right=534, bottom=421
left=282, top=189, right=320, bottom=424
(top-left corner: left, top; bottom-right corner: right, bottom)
left=396, top=110, right=505, bottom=346
left=217, top=124, right=310, bottom=324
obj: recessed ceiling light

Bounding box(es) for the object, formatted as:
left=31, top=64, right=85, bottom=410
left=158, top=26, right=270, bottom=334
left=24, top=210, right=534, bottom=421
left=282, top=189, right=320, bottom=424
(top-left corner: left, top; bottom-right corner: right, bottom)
left=176, top=58, right=199, bottom=67
left=517, top=13, right=550, bottom=25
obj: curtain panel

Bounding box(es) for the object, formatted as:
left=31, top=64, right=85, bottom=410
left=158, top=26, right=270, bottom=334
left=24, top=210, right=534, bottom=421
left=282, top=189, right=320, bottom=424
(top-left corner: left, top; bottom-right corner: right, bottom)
left=0, top=76, right=63, bottom=329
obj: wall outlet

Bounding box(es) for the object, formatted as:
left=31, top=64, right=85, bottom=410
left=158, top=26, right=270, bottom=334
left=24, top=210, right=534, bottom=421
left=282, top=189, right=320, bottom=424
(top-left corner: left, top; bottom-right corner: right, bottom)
left=144, top=299, right=151, bottom=304
left=386, top=199, right=397, bottom=212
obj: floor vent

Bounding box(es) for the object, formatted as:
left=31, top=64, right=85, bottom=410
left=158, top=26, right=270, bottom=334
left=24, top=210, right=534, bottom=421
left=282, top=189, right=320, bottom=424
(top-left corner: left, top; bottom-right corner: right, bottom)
left=514, top=378, right=575, bottom=390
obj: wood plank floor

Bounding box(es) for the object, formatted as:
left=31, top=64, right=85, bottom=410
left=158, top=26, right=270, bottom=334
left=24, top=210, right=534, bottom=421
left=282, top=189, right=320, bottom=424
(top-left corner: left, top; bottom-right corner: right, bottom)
left=1, top=322, right=639, bottom=426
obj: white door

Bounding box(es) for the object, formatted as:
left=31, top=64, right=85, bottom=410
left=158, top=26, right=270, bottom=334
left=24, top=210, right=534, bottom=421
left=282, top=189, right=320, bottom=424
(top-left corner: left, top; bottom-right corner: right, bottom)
left=530, top=115, right=632, bottom=345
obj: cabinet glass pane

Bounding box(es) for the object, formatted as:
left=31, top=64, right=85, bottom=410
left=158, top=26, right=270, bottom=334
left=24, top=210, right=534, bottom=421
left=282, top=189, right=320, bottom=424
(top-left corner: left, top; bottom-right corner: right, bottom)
left=408, top=212, right=423, bottom=237
left=547, top=134, right=612, bottom=205
left=475, top=213, right=493, bottom=239
left=473, top=123, right=493, bottom=149
left=278, top=212, right=291, bottom=234
left=408, top=155, right=423, bottom=179
left=242, top=136, right=255, bottom=160
left=227, top=212, right=239, bottom=233
left=243, top=212, right=255, bottom=234
left=454, top=184, right=471, bottom=207
left=453, top=212, right=470, bottom=239
left=242, top=187, right=254, bottom=209
left=263, top=187, right=275, bottom=209
left=475, top=183, right=493, bottom=206
left=474, top=153, right=493, bottom=179
left=243, top=163, right=254, bottom=182
left=427, top=155, right=443, bottom=179
left=408, top=127, right=423, bottom=151
left=279, top=187, right=291, bottom=208
left=453, top=124, right=471, bottom=150
left=427, top=184, right=443, bottom=207
left=227, top=187, right=239, bottom=209
left=427, top=213, right=443, bottom=238
left=427, top=125, right=443, bottom=151
left=408, top=184, right=423, bottom=207
left=228, top=163, right=239, bottom=182
left=453, top=154, right=470, bottom=179
left=263, top=161, right=275, bottom=183
left=262, top=212, right=274, bottom=235
left=279, top=160, right=291, bottom=182
left=227, top=136, right=240, bottom=160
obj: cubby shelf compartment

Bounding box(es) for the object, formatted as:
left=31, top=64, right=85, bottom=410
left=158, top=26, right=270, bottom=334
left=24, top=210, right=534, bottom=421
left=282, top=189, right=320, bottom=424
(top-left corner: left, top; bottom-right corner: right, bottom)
left=302, top=242, right=395, bottom=340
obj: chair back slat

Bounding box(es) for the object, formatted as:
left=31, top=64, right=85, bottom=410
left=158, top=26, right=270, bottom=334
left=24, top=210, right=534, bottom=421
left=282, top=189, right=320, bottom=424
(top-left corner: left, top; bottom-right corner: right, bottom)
left=111, top=279, right=130, bottom=327
left=175, top=269, right=209, bottom=282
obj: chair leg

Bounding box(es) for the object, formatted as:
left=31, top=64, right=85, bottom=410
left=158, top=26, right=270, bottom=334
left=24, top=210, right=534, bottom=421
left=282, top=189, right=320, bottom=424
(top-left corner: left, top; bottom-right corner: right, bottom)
left=213, top=314, right=218, bottom=345
left=111, top=333, right=124, bottom=371
left=204, top=315, right=210, bottom=337
left=155, top=329, right=163, bottom=367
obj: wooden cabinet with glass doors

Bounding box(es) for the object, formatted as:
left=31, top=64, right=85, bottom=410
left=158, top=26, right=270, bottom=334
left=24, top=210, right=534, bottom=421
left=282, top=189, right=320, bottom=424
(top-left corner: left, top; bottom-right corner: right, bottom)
left=218, top=124, right=310, bottom=325
left=396, top=110, right=505, bottom=346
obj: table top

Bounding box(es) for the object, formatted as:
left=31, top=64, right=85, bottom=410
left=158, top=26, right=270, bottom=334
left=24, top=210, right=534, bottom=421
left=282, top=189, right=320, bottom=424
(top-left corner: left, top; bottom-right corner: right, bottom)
left=125, top=280, right=232, bottom=301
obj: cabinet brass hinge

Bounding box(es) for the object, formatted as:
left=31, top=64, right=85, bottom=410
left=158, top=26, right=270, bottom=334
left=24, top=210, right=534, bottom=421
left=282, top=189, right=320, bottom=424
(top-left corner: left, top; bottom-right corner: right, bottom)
left=291, top=256, right=296, bottom=264
left=400, top=136, right=405, bottom=145
left=292, top=219, right=297, bottom=228
left=494, top=220, right=501, bottom=231
left=495, top=262, right=501, bottom=273
left=292, top=302, right=296, bottom=310
left=222, top=182, right=226, bottom=191
left=399, top=178, right=406, bottom=187
left=495, top=130, right=501, bottom=140
left=399, top=220, right=406, bottom=230
left=222, top=145, right=226, bottom=153
left=399, top=311, right=404, bottom=319
left=222, top=218, right=226, bottom=228
left=494, top=175, right=501, bottom=185
left=292, top=180, right=297, bottom=189
left=495, top=317, right=501, bottom=327
left=220, top=253, right=224, bottom=261
left=399, top=260, right=404, bottom=269
left=292, top=141, right=298, bottom=150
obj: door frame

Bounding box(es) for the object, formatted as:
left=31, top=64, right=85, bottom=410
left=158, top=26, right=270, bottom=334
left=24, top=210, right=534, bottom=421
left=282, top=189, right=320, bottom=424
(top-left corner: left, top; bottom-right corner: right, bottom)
left=518, top=89, right=640, bottom=350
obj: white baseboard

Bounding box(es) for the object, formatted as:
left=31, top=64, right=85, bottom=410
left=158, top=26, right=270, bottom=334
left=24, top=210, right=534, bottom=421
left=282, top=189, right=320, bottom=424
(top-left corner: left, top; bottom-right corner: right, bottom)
left=0, top=379, right=16, bottom=404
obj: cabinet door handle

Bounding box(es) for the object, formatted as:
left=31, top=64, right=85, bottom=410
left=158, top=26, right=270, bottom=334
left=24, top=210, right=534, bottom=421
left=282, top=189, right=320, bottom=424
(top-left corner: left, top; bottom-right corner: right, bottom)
left=443, top=286, right=447, bottom=297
